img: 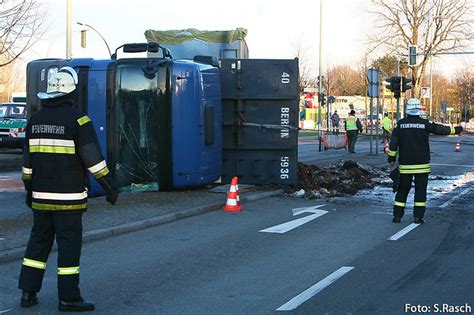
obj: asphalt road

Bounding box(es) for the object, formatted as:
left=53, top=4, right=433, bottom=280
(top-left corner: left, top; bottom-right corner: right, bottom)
left=0, top=135, right=473, bottom=314
left=0, top=184, right=472, bottom=314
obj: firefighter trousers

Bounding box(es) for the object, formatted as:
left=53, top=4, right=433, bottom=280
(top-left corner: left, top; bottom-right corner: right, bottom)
left=393, top=173, right=429, bottom=219
left=19, top=212, right=82, bottom=301
left=347, top=130, right=359, bottom=153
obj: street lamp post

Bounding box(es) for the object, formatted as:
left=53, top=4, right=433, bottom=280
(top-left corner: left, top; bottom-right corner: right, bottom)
left=318, top=0, right=324, bottom=152
left=66, top=0, right=72, bottom=58
left=77, top=22, right=112, bottom=58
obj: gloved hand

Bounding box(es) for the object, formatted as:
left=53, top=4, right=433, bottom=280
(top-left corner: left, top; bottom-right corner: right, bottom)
left=455, top=126, right=463, bottom=134
left=387, top=155, right=396, bottom=164
left=25, top=190, right=32, bottom=208
left=106, top=187, right=118, bottom=205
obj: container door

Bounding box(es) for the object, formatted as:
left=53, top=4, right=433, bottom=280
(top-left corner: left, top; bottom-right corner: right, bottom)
left=111, top=60, right=172, bottom=190
left=220, top=59, right=299, bottom=185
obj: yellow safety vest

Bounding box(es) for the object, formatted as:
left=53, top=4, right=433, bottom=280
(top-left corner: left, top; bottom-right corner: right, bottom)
left=382, top=117, right=392, bottom=132
left=346, top=115, right=358, bottom=130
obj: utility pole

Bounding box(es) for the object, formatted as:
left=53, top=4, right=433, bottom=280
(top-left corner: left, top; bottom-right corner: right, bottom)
left=317, top=0, right=324, bottom=151
left=396, top=57, right=401, bottom=121
left=429, top=57, right=433, bottom=119
left=66, top=0, right=72, bottom=59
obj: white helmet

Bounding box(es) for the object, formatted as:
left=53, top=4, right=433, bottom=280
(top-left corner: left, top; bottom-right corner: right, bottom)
left=37, top=66, right=78, bottom=100
left=406, top=98, right=424, bottom=116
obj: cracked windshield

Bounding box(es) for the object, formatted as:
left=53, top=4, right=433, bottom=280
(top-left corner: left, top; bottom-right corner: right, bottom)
left=114, top=63, right=165, bottom=191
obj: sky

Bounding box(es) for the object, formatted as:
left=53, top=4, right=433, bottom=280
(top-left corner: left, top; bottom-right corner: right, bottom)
left=23, top=0, right=474, bottom=79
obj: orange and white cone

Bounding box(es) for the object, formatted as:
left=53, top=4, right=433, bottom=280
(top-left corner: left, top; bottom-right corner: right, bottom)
left=384, top=139, right=390, bottom=154
left=455, top=140, right=461, bottom=152
left=223, top=177, right=242, bottom=212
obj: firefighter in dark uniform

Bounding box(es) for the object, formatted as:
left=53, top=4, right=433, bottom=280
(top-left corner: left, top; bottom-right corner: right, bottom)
left=388, top=98, right=462, bottom=224
left=19, top=67, right=118, bottom=311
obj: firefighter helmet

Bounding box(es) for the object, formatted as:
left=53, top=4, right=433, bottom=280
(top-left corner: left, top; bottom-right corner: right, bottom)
left=406, top=98, right=424, bottom=116
left=37, top=67, right=78, bottom=100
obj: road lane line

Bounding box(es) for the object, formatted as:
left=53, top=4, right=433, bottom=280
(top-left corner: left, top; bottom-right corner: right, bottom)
left=388, top=223, right=420, bottom=241
left=260, top=210, right=328, bottom=234
left=431, top=163, right=474, bottom=168
left=276, top=266, right=354, bottom=311
left=0, top=309, right=12, bottom=314
left=439, top=187, right=471, bottom=209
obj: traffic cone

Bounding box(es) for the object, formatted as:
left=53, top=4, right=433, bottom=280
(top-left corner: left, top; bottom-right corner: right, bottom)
left=384, top=139, right=390, bottom=154
left=223, top=177, right=242, bottom=212
left=455, top=140, right=461, bottom=152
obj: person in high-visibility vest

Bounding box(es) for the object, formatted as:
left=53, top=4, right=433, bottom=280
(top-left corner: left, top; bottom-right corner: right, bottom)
left=381, top=113, right=393, bottom=143
left=344, top=110, right=363, bottom=153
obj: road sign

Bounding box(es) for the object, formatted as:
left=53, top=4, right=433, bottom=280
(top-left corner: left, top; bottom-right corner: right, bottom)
left=421, top=87, right=430, bottom=99
left=408, top=45, right=417, bottom=66
left=367, top=68, right=380, bottom=97
left=441, top=102, right=448, bottom=112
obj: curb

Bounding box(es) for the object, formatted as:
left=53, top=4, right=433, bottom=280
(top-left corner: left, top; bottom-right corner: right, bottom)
left=0, top=158, right=22, bottom=172
left=0, top=189, right=284, bottom=264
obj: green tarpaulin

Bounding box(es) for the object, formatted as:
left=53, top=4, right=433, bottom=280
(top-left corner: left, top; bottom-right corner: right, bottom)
left=144, top=28, right=247, bottom=45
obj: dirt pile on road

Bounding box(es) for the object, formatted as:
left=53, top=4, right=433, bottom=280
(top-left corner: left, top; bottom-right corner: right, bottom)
left=289, top=161, right=381, bottom=198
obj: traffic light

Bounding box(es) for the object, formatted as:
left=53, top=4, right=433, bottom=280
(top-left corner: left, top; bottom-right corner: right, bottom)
left=408, top=45, right=417, bottom=66
left=385, top=76, right=402, bottom=99
left=81, top=30, right=87, bottom=48
left=318, top=92, right=326, bottom=106
left=401, top=77, right=412, bottom=92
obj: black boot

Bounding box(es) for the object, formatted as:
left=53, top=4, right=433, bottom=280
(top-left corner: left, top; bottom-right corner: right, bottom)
left=21, top=291, right=38, bottom=308
left=414, top=217, right=425, bottom=224
left=392, top=216, right=401, bottom=223
left=58, top=298, right=95, bottom=312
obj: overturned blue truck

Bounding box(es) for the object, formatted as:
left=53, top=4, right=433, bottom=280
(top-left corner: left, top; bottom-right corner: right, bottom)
left=26, top=33, right=299, bottom=196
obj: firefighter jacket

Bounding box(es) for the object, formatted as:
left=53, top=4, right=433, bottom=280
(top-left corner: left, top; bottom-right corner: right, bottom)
left=388, top=115, right=462, bottom=174
left=22, top=95, right=115, bottom=213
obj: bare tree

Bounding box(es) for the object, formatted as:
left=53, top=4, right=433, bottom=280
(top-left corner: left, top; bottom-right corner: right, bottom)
left=456, top=67, right=474, bottom=121
left=0, top=0, right=46, bottom=68
left=291, top=38, right=317, bottom=93
left=0, top=59, right=25, bottom=102
left=369, top=0, right=474, bottom=96
left=324, top=65, right=366, bottom=96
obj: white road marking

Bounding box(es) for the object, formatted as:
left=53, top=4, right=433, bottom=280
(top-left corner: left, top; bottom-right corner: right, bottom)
left=388, top=223, right=420, bottom=241
left=276, top=266, right=354, bottom=311
left=431, top=163, right=474, bottom=168
left=0, top=238, right=4, bottom=241
left=439, top=187, right=471, bottom=209
left=292, top=204, right=326, bottom=216
left=260, top=205, right=328, bottom=234
left=0, top=309, right=12, bottom=314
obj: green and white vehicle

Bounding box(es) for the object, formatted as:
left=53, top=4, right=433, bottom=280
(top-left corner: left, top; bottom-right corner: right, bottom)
left=0, top=102, right=28, bottom=149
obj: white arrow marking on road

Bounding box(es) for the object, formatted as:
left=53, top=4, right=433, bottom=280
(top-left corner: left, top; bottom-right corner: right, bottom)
left=276, top=266, right=354, bottom=311
left=388, top=223, right=420, bottom=241
left=260, top=205, right=328, bottom=234
left=292, top=204, right=327, bottom=216
left=439, top=187, right=471, bottom=209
